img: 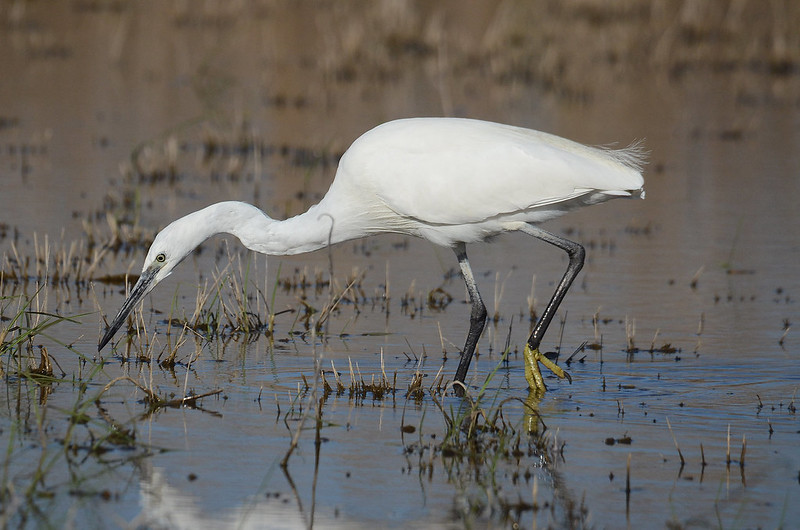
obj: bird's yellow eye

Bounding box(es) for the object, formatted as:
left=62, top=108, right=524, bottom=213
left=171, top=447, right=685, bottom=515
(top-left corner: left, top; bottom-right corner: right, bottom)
left=155, top=253, right=166, bottom=263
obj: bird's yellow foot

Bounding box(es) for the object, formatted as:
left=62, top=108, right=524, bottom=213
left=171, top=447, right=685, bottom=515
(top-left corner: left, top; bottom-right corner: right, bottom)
left=523, top=344, right=572, bottom=393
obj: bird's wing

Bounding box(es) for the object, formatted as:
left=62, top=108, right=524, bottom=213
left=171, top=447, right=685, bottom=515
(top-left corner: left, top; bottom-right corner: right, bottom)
left=341, top=118, right=643, bottom=226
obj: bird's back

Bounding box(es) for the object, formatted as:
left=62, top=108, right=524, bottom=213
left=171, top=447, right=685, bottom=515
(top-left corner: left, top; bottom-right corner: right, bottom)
left=315, top=118, right=644, bottom=246
left=333, top=118, right=644, bottom=226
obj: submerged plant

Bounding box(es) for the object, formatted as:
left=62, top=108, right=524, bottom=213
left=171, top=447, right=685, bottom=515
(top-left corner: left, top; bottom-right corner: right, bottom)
left=1, top=286, right=85, bottom=380
left=401, top=365, right=581, bottom=528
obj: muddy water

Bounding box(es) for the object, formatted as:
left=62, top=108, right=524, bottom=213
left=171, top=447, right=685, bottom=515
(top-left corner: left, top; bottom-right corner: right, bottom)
left=2, top=2, right=799, bottom=528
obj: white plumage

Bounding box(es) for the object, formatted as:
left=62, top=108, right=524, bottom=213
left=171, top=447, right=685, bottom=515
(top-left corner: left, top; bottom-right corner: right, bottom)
left=99, top=117, right=646, bottom=394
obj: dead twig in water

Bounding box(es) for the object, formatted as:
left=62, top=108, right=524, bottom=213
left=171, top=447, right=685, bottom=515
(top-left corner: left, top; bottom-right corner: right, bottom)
left=95, top=376, right=222, bottom=414
left=666, top=417, right=685, bottom=466
left=282, top=318, right=323, bottom=468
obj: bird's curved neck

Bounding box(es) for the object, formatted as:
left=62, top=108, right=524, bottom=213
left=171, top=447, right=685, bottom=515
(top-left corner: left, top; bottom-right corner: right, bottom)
left=258, top=203, right=343, bottom=255
left=189, top=201, right=349, bottom=256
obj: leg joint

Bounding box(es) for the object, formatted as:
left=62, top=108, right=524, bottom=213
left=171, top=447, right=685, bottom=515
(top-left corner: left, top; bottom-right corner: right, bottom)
left=471, top=302, right=487, bottom=325
left=571, top=243, right=586, bottom=262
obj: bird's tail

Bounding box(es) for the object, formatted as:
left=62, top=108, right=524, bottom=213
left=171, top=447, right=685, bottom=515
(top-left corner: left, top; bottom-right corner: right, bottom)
left=612, top=139, right=649, bottom=174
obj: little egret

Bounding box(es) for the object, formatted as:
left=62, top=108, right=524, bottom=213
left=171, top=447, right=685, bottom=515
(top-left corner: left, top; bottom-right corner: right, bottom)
left=98, top=117, right=645, bottom=393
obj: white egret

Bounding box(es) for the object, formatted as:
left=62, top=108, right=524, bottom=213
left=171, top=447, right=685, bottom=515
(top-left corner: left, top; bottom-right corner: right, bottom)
left=98, top=117, right=645, bottom=393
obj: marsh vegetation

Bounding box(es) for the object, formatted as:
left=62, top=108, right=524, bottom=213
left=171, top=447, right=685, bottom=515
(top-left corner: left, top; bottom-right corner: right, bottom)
left=2, top=1, right=799, bottom=528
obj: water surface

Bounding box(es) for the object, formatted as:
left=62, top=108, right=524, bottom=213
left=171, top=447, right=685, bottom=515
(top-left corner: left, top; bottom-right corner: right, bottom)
left=2, top=2, right=799, bottom=528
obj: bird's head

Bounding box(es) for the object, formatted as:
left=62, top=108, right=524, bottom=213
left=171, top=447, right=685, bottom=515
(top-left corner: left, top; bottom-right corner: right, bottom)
left=97, top=216, right=201, bottom=351
left=97, top=201, right=275, bottom=350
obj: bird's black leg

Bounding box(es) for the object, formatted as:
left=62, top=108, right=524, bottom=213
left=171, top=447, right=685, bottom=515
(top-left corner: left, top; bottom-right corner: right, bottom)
left=453, top=243, right=487, bottom=392
left=519, top=224, right=584, bottom=392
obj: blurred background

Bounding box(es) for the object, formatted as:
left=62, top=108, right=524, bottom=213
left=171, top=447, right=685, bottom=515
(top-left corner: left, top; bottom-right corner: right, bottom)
left=1, top=1, right=799, bottom=528
left=3, top=0, right=798, bottom=238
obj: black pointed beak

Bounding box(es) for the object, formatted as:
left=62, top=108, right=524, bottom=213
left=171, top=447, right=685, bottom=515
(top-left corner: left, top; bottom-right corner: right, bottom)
left=98, top=267, right=159, bottom=351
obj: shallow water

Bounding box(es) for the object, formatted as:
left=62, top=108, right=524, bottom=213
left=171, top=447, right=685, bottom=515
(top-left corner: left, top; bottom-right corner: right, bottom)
left=2, top=2, right=799, bottom=528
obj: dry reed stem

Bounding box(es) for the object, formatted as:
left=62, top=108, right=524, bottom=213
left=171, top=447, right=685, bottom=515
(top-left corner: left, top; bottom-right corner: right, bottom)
left=726, top=424, right=732, bottom=465
left=739, top=434, right=746, bottom=468
left=665, top=417, right=685, bottom=465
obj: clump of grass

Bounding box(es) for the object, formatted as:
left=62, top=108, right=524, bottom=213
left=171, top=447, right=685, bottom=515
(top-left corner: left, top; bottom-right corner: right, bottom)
left=648, top=329, right=680, bottom=354
left=1, top=235, right=100, bottom=286
left=27, top=345, right=53, bottom=378
left=130, top=134, right=181, bottom=184
left=287, top=266, right=364, bottom=337
left=0, top=329, right=181, bottom=527
left=312, top=273, right=360, bottom=335
left=186, top=270, right=266, bottom=340
left=279, top=344, right=585, bottom=527
left=1, top=286, right=82, bottom=380
left=321, top=354, right=397, bottom=403
left=406, top=369, right=425, bottom=401
left=113, top=249, right=276, bottom=361
left=278, top=266, right=328, bottom=295
left=395, top=356, right=586, bottom=527
left=0, top=212, right=160, bottom=290
left=277, top=263, right=364, bottom=301
left=399, top=279, right=423, bottom=319
left=426, top=287, right=453, bottom=311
